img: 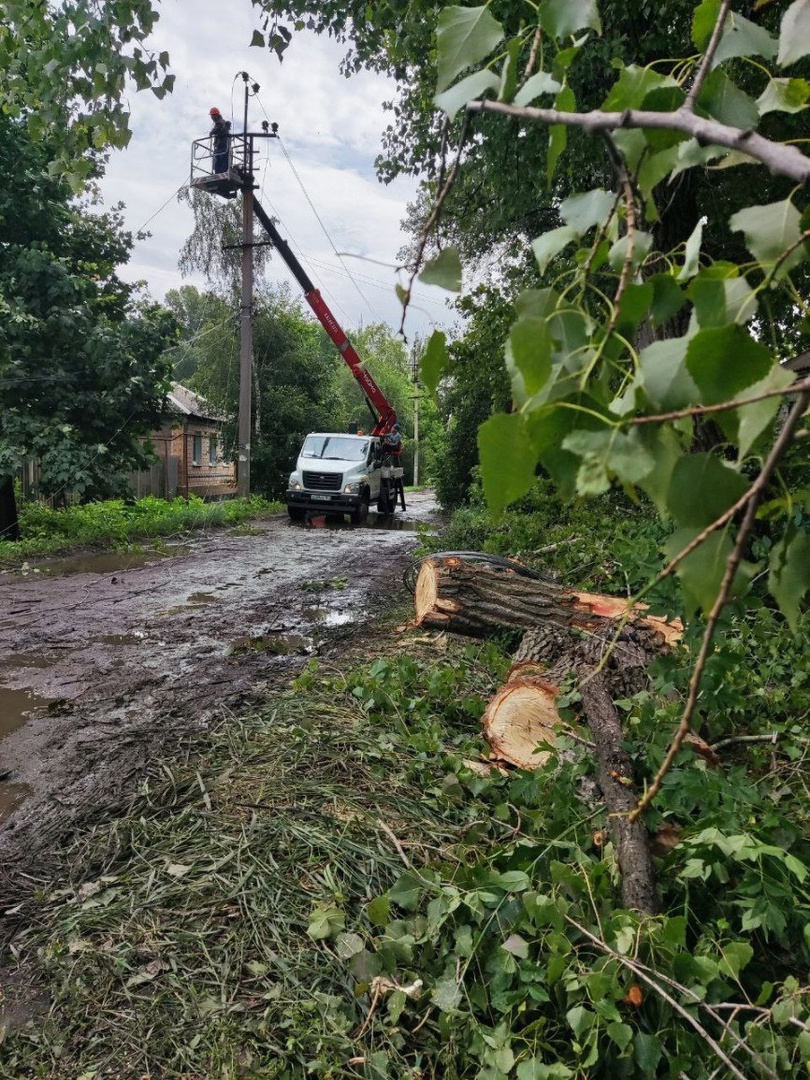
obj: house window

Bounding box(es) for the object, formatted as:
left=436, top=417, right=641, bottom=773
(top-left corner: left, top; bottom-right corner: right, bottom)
left=192, top=435, right=203, bottom=466
left=208, top=436, right=218, bottom=465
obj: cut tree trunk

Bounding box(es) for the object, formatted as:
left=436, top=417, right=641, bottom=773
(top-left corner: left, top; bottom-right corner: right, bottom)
left=414, top=557, right=680, bottom=916
left=414, top=557, right=682, bottom=646
left=482, top=676, right=562, bottom=770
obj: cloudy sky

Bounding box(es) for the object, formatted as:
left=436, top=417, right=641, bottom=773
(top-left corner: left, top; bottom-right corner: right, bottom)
left=99, top=0, right=454, bottom=341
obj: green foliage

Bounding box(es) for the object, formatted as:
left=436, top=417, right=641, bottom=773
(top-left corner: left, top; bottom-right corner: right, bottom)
left=0, top=495, right=274, bottom=561
left=0, top=0, right=173, bottom=185
left=423, top=0, right=810, bottom=633
left=0, top=117, right=177, bottom=510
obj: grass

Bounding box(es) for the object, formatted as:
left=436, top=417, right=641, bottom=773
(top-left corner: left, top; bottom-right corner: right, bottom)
left=0, top=633, right=506, bottom=1079
left=0, top=494, right=282, bottom=564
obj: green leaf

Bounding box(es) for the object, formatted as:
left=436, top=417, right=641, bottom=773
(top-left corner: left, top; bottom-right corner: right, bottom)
left=547, top=86, right=575, bottom=185
left=515, top=288, right=561, bottom=319
left=436, top=6, right=504, bottom=92
left=563, top=427, right=655, bottom=495
left=514, top=70, right=561, bottom=107
left=729, top=199, right=805, bottom=279
left=778, top=0, right=810, bottom=67
left=502, top=933, right=530, bottom=958
left=307, top=905, right=345, bottom=941
left=608, top=231, right=652, bottom=272
left=434, top=68, right=499, bottom=119
left=686, top=325, right=773, bottom=403
left=566, top=1004, right=596, bottom=1039
left=677, top=216, right=706, bottom=281
left=250, top=30, right=265, bottom=47
left=507, top=317, right=554, bottom=402
left=634, top=1032, right=663, bottom=1073
left=335, top=932, right=365, bottom=959
left=367, top=893, right=391, bottom=927
left=607, top=1022, right=634, bottom=1052
left=478, top=412, right=539, bottom=515
left=666, top=453, right=748, bottom=527
left=540, top=0, right=601, bottom=39
left=432, top=976, right=463, bottom=1012
left=757, top=77, right=810, bottom=115
left=665, top=527, right=740, bottom=615
left=688, top=273, right=757, bottom=328
left=670, top=139, right=728, bottom=180
left=769, top=529, right=810, bottom=631
left=713, top=12, right=777, bottom=65
left=637, top=145, right=682, bottom=206
left=639, top=337, right=698, bottom=410
left=649, top=274, right=687, bottom=328
left=419, top=247, right=462, bottom=291
left=498, top=36, right=522, bottom=102
left=637, top=426, right=684, bottom=515
left=696, top=69, right=759, bottom=129
left=518, top=1062, right=574, bottom=1080
left=532, top=226, right=579, bottom=275
left=603, top=65, right=674, bottom=111
left=420, top=330, right=448, bottom=396
left=693, top=0, right=722, bottom=50
left=528, top=402, right=597, bottom=498
left=615, top=282, right=654, bottom=335
left=735, top=364, right=795, bottom=458
left=560, top=188, right=615, bottom=235
left=718, top=941, right=754, bottom=980
left=388, top=871, right=423, bottom=911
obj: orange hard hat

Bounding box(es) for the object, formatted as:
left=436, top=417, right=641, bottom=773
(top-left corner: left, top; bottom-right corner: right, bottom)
left=209, top=107, right=220, bottom=115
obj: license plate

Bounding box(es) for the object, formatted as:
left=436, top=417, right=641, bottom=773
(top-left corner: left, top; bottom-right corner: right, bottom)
left=311, top=494, right=330, bottom=501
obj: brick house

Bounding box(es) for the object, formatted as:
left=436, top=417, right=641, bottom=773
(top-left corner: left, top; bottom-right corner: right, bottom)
left=133, top=384, right=237, bottom=500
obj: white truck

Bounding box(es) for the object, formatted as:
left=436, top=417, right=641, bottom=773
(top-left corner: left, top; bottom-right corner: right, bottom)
left=286, top=432, right=404, bottom=524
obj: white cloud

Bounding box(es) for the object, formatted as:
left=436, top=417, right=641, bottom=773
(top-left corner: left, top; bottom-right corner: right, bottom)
left=99, top=0, right=453, bottom=340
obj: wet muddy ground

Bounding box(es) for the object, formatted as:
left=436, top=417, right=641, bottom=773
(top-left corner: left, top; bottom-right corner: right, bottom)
left=0, top=493, right=439, bottom=882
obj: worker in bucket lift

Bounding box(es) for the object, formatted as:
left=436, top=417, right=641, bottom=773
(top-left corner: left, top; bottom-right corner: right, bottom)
left=382, top=422, right=402, bottom=455
left=209, top=107, right=231, bottom=174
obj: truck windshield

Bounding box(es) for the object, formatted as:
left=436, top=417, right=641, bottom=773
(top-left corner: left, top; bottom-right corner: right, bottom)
left=301, top=436, right=369, bottom=462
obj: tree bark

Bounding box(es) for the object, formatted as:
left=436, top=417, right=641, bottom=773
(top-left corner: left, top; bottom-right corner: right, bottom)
left=415, top=557, right=682, bottom=645
left=576, top=656, right=660, bottom=914
left=416, top=557, right=671, bottom=915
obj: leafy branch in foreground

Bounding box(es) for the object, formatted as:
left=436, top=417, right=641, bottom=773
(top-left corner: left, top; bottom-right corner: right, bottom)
left=419, top=0, right=810, bottom=820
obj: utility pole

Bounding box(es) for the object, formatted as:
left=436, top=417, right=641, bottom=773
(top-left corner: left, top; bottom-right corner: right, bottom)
left=237, top=73, right=254, bottom=497
left=410, top=342, right=421, bottom=488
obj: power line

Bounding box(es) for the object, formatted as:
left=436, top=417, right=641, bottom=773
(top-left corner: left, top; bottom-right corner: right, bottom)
left=277, top=135, right=383, bottom=324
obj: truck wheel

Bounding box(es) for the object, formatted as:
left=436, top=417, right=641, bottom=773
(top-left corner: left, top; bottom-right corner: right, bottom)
left=350, top=495, right=369, bottom=525
left=288, top=506, right=305, bottom=522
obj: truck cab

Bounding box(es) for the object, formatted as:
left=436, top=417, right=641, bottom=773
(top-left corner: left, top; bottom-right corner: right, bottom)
left=286, top=433, right=403, bottom=523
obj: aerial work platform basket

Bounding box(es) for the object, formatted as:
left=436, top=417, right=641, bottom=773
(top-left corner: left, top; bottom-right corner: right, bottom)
left=189, top=134, right=251, bottom=198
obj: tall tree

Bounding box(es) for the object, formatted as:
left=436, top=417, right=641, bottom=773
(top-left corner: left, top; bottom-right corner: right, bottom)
left=0, top=117, right=177, bottom=533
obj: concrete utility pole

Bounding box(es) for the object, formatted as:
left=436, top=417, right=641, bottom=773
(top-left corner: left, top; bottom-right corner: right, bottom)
left=237, top=74, right=254, bottom=498
left=410, top=343, right=421, bottom=488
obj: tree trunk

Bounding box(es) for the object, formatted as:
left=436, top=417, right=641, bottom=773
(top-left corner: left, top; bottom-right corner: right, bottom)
left=0, top=475, right=20, bottom=541
left=416, top=557, right=674, bottom=915
left=414, top=557, right=681, bottom=645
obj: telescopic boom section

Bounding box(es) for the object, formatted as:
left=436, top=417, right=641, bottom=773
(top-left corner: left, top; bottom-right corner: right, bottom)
left=251, top=198, right=398, bottom=437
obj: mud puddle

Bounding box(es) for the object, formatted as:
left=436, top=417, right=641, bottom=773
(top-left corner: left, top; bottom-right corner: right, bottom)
left=28, top=545, right=191, bottom=577
left=0, top=686, right=52, bottom=822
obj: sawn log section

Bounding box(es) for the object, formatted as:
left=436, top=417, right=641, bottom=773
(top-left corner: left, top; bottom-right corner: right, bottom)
left=414, top=556, right=681, bottom=646
left=415, top=555, right=683, bottom=914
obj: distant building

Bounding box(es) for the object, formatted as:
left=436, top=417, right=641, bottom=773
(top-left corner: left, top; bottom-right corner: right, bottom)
left=132, top=384, right=237, bottom=501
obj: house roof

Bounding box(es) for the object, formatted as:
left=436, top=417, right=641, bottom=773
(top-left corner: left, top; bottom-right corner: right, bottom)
left=168, top=383, right=230, bottom=422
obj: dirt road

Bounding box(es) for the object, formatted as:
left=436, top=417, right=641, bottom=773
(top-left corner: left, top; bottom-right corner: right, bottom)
left=0, top=494, right=437, bottom=879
